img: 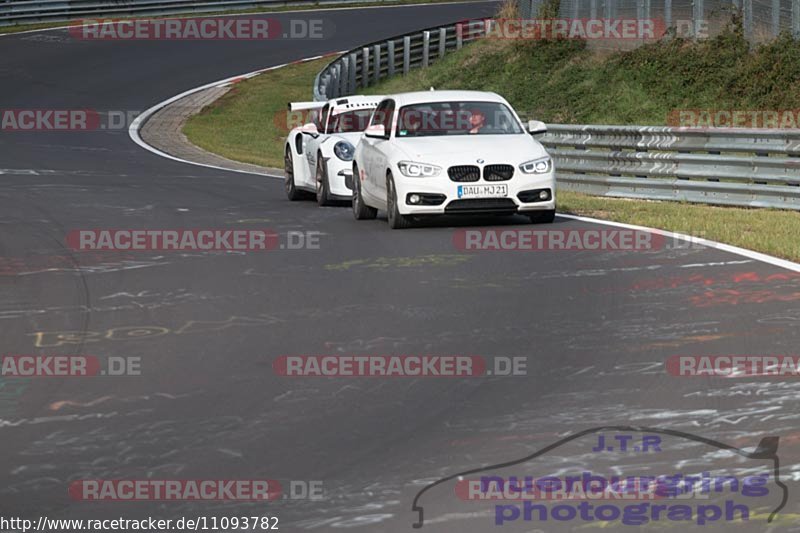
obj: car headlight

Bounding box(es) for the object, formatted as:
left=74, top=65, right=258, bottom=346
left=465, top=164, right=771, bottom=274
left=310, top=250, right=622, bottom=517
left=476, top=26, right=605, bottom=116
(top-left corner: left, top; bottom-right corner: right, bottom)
left=519, top=156, right=552, bottom=174
left=397, top=161, right=442, bottom=177
left=333, top=141, right=355, bottom=161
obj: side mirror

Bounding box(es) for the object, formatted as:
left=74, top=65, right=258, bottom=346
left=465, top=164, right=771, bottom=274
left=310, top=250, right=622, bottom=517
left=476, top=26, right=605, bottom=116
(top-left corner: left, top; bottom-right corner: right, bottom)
left=301, top=123, right=319, bottom=138
left=527, top=120, right=547, bottom=135
left=365, top=123, right=387, bottom=139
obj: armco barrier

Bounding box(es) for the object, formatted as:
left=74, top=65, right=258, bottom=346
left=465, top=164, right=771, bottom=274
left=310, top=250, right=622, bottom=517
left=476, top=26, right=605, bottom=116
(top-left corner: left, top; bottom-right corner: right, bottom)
left=539, top=124, right=800, bottom=210
left=313, top=22, right=800, bottom=211
left=312, top=19, right=491, bottom=101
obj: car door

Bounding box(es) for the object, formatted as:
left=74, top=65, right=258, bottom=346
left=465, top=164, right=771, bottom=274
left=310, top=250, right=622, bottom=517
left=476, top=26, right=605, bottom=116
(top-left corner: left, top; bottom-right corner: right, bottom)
left=362, top=99, right=394, bottom=204
left=360, top=99, right=393, bottom=203
left=372, top=99, right=395, bottom=203
left=305, top=104, right=329, bottom=181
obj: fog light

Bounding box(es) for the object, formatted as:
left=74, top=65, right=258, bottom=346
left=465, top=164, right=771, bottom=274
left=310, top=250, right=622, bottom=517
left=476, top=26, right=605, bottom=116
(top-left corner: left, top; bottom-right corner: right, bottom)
left=409, top=194, right=421, bottom=204
left=539, top=190, right=550, bottom=200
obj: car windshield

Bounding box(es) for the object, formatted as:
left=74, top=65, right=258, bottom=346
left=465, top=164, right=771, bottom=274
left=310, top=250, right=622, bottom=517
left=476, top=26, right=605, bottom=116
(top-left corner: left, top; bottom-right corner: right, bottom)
left=328, top=109, right=374, bottom=133
left=396, top=100, right=523, bottom=137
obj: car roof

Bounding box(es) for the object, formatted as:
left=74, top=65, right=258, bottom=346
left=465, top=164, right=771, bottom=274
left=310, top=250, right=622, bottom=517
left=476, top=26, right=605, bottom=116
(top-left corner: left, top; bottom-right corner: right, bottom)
left=382, top=90, right=509, bottom=107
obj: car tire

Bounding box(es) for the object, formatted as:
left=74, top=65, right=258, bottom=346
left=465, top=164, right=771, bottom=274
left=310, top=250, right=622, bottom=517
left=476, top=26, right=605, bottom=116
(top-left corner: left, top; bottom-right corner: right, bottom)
left=527, top=209, right=556, bottom=224
left=352, top=163, right=377, bottom=220
left=386, top=173, right=413, bottom=230
left=315, top=154, right=333, bottom=206
left=284, top=145, right=303, bottom=201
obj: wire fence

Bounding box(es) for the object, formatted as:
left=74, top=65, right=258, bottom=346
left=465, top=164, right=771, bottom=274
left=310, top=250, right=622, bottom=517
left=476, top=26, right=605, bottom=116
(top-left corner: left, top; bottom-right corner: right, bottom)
left=519, top=0, right=800, bottom=41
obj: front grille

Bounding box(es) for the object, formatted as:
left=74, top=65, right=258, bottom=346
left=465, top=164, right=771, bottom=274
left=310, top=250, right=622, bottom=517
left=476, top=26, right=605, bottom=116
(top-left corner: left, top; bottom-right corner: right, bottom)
left=445, top=198, right=518, bottom=214
left=448, top=165, right=480, bottom=182
left=483, top=164, right=514, bottom=181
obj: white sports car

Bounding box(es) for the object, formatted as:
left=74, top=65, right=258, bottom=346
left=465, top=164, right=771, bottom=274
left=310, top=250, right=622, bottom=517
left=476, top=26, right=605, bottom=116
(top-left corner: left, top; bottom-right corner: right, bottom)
left=284, top=95, right=383, bottom=206
left=351, top=90, right=555, bottom=229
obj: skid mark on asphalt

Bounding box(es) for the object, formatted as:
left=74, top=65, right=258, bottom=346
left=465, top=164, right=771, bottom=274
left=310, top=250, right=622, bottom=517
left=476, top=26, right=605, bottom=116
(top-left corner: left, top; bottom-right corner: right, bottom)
left=324, top=254, right=472, bottom=271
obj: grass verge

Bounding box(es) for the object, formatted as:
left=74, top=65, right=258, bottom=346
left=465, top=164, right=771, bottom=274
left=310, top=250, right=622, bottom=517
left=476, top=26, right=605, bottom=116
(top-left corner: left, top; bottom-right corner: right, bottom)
left=183, top=57, right=329, bottom=169
left=558, top=191, right=800, bottom=261
left=182, top=22, right=800, bottom=262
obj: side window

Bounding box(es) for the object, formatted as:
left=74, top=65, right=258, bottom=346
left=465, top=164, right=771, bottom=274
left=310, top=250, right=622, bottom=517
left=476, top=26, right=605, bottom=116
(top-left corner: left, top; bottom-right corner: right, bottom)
left=381, top=101, right=395, bottom=136
left=369, top=100, right=394, bottom=138
left=370, top=101, right=390, bottom=128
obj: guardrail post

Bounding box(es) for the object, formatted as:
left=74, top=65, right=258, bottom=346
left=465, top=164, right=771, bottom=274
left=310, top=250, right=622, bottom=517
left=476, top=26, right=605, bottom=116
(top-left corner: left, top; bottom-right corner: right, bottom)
left=519, top=0, right=530, bottom=18
left=373, top=44, right=382, bottom=84
left=605, top=0, right=615, bottom=20
left=772, top=0, right=780, bottom=37
left=387, top=40, right=396, bottom=76
left=422, top=31, right=430, bottom=67
left=403, top=35, right=411, bottom=75
left=362, top=47, right=370, bottom=88
left=439, top=27, right=447, bottom=59
left=348, top=52, right=357, bottom=92
left=328, top=69, right=337, bottom=99
left=339, top=58, right=348, bottom=95
left=743, top=0, right=753, bottom=39
left=794, top=0, right=800, bottom=38
left=637, top=0, right=645, bottom=39
left=456, top=23, right=464, bottom=49
left=692, top=0, right=704, bottom=37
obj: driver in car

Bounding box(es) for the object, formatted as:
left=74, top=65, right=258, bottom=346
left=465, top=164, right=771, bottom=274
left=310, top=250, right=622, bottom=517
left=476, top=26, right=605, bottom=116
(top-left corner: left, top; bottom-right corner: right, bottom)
left=468, top=108, right=486, bottom=134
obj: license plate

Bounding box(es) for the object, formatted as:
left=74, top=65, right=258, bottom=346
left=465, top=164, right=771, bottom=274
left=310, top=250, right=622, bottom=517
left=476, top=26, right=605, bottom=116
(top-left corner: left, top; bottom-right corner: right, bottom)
left=457, top=184, right=508, bottom=199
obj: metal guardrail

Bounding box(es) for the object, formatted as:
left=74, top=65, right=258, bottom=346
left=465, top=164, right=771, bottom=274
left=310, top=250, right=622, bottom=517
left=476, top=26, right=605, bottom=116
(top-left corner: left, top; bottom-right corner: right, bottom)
left=539, top=125, right=800, bottom=210
left=0, top=0, right=385, bottom=27
left=313, top=19, right=490, bottom=101
left=314, top=21, right=800, bottom=210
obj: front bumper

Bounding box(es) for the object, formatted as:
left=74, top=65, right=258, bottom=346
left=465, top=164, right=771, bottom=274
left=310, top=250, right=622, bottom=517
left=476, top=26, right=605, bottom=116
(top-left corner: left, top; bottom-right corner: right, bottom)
left=327, top=159, right=354, bottom=198
left=393, top=170, right=556, bottom=216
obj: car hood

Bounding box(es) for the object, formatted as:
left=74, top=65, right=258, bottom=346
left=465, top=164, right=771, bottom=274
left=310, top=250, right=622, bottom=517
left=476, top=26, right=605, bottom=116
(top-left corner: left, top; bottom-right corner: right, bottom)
left=393, top=134, right=547, bottom=163
left=321, top=132, right=363, bottom=144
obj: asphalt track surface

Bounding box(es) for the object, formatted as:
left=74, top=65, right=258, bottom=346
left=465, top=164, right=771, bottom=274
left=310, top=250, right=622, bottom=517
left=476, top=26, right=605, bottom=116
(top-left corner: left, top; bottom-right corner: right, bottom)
left=2, top=3, right=800, bottom=531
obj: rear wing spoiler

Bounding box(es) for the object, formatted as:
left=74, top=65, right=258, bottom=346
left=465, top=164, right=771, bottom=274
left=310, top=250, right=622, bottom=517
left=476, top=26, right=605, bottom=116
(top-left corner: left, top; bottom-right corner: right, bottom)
left=288, top=101, right=326, bottom=112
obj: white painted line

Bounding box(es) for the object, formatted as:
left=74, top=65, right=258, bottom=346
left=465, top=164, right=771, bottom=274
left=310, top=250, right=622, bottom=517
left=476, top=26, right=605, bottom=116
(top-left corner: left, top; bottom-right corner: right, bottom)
left=128, top=52, right=344, bottom=178
left=558, top=213, right=800, bottom=273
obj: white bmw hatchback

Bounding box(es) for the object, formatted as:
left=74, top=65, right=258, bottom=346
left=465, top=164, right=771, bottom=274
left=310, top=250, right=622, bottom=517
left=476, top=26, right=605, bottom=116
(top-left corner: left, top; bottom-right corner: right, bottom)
left=352, top=90, right=555, bottom=229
